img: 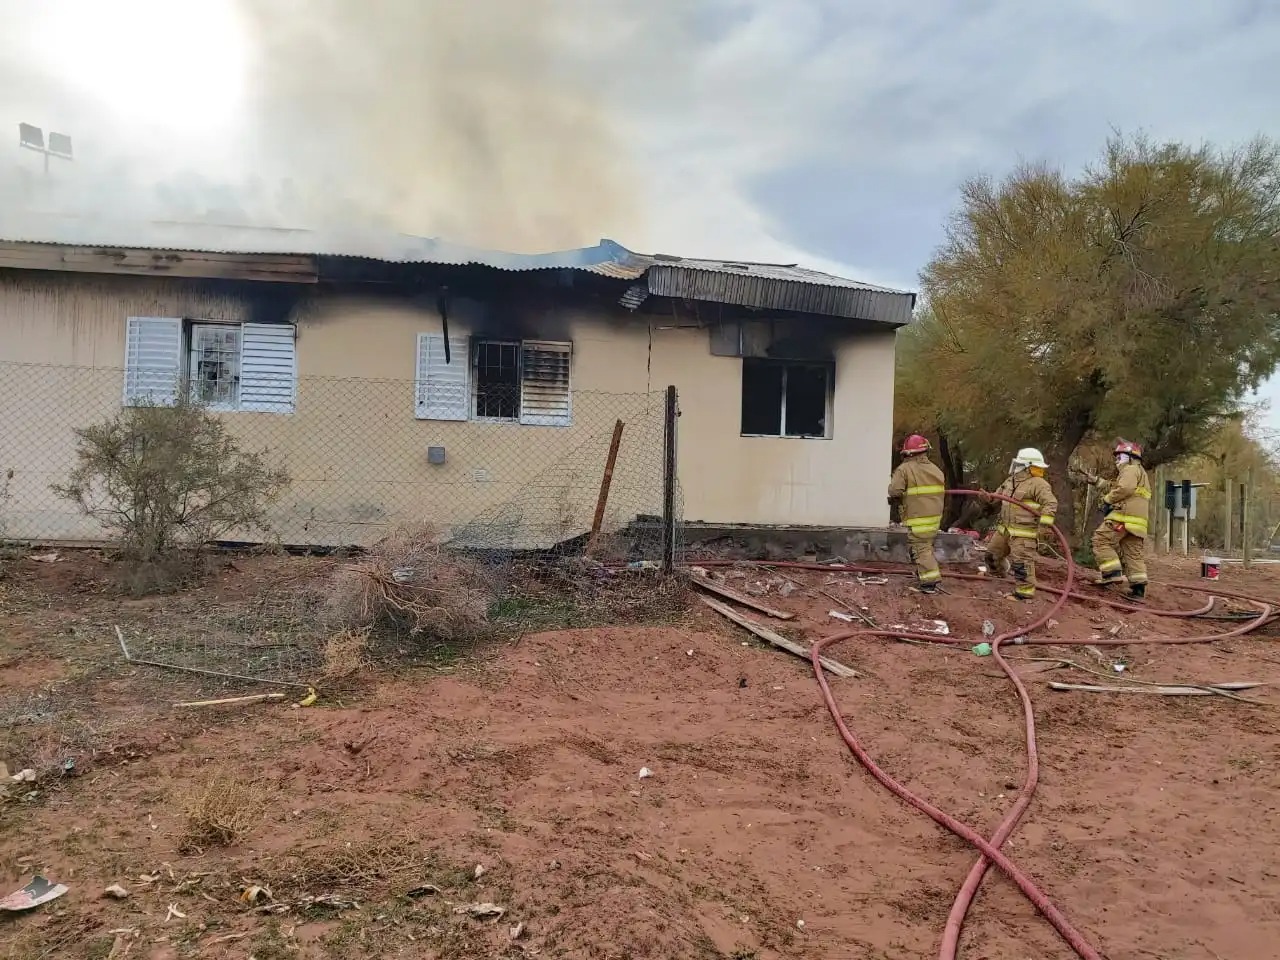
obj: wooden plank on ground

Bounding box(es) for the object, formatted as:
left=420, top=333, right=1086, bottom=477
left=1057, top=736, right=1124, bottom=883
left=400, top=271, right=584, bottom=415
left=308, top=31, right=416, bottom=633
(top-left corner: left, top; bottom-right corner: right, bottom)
left=690, top=574, right=795, bottom=620
left=701, top=597, right=858, bottom=678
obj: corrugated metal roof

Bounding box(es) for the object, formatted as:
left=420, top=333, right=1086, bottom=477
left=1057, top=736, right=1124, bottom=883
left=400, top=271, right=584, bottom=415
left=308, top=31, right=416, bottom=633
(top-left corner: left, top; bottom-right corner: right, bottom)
left=0, top=214, right=915, bottom=324
left=0, top=214, right=638, bottom=272
left=645, top=260, right=915, bottom=325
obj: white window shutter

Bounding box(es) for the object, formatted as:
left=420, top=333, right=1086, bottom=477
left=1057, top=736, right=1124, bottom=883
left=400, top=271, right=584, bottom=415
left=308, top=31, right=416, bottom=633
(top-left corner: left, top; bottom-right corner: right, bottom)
left=122, top=316, right=182, bottom=406
left=240, top=323, right=297, bottom=413
left=415, top=333, right=470, bottom=420
left=519, top=340, right=572, bottom=426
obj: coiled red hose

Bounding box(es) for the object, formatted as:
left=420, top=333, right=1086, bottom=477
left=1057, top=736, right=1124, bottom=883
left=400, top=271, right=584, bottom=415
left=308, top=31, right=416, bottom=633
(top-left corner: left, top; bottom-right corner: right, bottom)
left=696, top=490, right=1275, bottom=959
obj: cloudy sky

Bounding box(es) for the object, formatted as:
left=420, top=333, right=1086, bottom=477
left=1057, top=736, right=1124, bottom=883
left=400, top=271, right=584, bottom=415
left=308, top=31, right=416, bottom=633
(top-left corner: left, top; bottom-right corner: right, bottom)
left=2, top=0, right=1279, bottom=416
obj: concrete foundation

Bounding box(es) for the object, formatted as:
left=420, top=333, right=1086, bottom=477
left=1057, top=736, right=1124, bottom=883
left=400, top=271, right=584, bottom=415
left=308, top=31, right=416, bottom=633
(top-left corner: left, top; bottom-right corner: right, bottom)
left=678, top=522, right=977, bottom=565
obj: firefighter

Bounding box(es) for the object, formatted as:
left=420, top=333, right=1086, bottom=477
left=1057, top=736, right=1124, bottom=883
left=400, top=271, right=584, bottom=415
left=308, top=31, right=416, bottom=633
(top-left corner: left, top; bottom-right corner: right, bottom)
left=887, top=434, right=946, bottom=593
left=1091, top=439, right=1151, bottom=599
left=982, top=448, right=1058, bottom=600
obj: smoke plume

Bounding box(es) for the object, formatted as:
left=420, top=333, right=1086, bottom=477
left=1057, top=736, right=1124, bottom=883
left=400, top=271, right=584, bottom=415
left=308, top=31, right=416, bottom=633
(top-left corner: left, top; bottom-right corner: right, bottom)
left=0, top=0, right=675, bottom=252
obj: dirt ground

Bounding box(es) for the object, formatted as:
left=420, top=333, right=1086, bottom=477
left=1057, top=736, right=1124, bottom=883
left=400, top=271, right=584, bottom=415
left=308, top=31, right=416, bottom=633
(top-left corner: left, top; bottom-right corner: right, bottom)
left=1, top=550, right=1279, bottom=959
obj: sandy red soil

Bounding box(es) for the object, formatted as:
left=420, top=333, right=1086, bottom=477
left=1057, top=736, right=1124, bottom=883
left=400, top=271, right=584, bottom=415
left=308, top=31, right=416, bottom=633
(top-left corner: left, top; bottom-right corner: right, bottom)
left=0, top=551, right=1278, bottom=958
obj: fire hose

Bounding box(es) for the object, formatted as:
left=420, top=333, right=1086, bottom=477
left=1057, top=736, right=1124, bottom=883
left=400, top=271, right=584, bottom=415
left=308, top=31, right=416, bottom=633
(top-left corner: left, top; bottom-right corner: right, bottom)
left=695, top=488, right=1276, bottom=959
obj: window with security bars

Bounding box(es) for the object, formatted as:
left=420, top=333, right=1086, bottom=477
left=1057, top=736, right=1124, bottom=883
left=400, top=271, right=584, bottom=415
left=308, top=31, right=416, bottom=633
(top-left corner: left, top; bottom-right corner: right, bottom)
left=189, top=323, right=241, bottom=409
left=415, top=334, right=572, bottom=426
left=122, top=316, right=297, bottom=413
left=473, top=340, right=521, bottom=420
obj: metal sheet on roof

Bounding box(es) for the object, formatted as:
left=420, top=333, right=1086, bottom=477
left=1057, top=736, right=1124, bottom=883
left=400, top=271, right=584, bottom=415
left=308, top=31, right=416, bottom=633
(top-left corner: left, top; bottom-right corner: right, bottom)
left=0, top=214, right=916, bottom=323
left=0, top=214, right=635, bottom=272
left=645, top=262, right=915, bottom=325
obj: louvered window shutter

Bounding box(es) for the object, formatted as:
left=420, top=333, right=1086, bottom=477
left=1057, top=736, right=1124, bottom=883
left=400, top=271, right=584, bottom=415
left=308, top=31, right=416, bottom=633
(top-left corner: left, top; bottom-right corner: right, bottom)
left=240, top=323, right=297, bottom=413
left=519, top=341, right=572, bottom=426
left=122, top=316, right=182, bottom=406
left=415, top=334, right=470, bottom=420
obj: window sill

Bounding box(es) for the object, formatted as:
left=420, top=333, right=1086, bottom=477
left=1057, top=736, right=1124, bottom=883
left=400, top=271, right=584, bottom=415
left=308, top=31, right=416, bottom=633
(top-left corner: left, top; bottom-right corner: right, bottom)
left=740, top=433, right=831, bottom=440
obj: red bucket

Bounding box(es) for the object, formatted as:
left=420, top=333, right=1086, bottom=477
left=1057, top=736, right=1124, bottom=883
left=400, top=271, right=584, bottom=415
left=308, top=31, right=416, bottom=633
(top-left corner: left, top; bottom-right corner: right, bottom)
left=1200, top=557, right=1221, bottom=581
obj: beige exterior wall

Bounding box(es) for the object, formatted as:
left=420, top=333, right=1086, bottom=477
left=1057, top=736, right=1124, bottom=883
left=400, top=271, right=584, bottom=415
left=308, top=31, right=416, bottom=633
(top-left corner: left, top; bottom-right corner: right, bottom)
left=0, top=270, right=894, bottom=545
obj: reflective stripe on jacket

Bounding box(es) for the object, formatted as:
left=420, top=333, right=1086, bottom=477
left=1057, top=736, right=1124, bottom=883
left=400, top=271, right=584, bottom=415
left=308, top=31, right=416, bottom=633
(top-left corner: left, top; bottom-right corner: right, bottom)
left=995, top=472, right=1059, bottom=538
left=888, top=456, right=945, bottom=535
left=1099, top=463, right=1151, bottom=538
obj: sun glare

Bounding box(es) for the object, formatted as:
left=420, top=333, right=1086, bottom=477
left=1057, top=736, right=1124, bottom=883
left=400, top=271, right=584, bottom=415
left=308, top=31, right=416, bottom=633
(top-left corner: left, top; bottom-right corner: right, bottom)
left=29, top=0, right=249, bottom=142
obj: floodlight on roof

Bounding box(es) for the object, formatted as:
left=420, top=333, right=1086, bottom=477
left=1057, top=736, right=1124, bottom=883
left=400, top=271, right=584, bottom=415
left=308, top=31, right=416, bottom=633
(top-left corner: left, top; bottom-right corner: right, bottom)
left=47, top=132, right=72, bottom=159
left=17, top=123, right=74, bottom=174
left=18, top=122, right=44, bottom=151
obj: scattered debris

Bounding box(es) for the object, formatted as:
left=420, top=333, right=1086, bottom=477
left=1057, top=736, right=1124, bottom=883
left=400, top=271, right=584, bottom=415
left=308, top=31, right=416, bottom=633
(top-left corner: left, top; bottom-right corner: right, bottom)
left=691, top=573, right=795, bottom=620
left=175, top=693, right=287, bottom=709
left=205, top=932, right=248, bottom=946
left=887, top=619, right=951, bottom=637
left=856, top=574, right=889, bottom=585
left=102, top=884, right=130, bottom=900
left=972, top=643, right=993, bottom=657
left=0, top=876, right=68, bottom=911
left=1049, top=682, right=1267, bottom=700
left=240, top=884, right=272, bottom=905
left=28, top=552, right=61, bottom=563
left=407, top=884, right=443, bottom=898
left=165, top=903, right=187, bottom=923
left=454, top=902, right=507, bottom=921
left=828, top=610, right=857, bottom=622
left=982, top=620, right=996, bottom=638
left=10, top=769, right=36, bottom=783
left=510, top=921, right=526, bottom=940
left=473, top=864, right=487, bottom=880
left=638, top=767, right=654, bottom=780
left=702, top=598, right=859, bottom=678
left=106, top=932, right=134, bottom=960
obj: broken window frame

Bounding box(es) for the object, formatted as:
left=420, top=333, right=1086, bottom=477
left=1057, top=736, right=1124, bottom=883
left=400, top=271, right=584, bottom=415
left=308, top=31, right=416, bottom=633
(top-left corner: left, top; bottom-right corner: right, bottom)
left=187, top=321, right=242, bottom=411
left=739, top=358, right=833, bottom=440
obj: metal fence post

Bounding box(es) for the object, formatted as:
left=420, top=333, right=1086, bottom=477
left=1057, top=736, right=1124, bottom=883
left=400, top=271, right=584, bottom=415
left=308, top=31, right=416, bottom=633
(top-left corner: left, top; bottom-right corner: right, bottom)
left=1223, top=476, right=1233, bottom=553
left=660, top=385, right=678, bottom=574
left=1243, top=469, right=1253, bottom=569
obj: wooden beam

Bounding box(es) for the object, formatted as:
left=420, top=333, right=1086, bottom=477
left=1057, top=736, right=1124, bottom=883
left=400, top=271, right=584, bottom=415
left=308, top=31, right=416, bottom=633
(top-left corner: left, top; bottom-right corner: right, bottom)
left=0, top=243, right=318, bottom=284
left=691, top=574, right=795, bottom=620
left=701, top=597, right=858, bottom=678
left=586, top=419, right=625, bottom=557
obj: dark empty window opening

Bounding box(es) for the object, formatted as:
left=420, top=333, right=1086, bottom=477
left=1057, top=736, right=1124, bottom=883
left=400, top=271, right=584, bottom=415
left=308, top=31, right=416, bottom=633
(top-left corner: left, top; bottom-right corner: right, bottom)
left=741, top=359, right=830, bottom=438
left=474, top=340, right=520, bottom=420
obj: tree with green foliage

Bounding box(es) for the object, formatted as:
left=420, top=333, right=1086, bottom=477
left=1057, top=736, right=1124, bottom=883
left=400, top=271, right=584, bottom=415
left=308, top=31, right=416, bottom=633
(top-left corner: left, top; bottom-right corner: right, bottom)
left=897, top=134, right=1280, bottom=538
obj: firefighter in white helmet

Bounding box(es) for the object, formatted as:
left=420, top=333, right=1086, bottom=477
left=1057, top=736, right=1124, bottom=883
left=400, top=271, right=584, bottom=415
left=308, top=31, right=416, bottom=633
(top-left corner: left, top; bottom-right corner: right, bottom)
left=982, top=447, right=1059, bottom=601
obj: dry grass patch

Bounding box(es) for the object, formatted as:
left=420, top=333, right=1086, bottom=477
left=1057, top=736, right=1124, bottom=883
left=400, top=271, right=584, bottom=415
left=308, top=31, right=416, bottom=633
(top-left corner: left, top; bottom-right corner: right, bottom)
left=179, top=771, right=266, bottom=853
left=318, top=525, right=492, bottom=640
left=319, top=628, right=374, bottom=686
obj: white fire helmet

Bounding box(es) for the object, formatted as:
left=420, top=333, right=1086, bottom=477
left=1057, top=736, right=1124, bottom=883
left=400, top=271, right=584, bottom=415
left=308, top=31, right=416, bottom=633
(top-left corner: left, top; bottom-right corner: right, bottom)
left=1010, top=447, right=1048, bottom=473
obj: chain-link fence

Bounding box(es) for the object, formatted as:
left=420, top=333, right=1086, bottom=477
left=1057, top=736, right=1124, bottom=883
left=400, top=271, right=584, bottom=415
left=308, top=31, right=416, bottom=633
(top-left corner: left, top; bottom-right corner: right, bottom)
left=0, top=360, right=685, bottom=682
left=0, top=361, right=677, bottom=556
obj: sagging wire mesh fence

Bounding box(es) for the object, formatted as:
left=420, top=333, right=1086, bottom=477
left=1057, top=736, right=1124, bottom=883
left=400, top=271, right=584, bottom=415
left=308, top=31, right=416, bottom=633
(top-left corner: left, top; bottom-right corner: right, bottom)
left=0, top=361, right=677, bottom=552
left=0, top=362, right=685, bottom=701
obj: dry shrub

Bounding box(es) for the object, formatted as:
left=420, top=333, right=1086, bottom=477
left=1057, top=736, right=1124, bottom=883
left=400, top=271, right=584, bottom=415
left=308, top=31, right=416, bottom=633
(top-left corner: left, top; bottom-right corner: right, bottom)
left=319, top=525, right=491, bottom=640
left=180, top=772, right=266, bottom=852
left=270, top=837, right=426, bottom=894
left=319, top=628, right=373, bottom=685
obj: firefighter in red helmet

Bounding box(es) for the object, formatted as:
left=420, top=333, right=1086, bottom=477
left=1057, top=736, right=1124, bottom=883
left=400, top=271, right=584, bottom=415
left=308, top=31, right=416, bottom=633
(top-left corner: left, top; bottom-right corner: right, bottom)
left=887, top=434, right=946, bottom=593
left=1091, top=439, right=1151, bottom=599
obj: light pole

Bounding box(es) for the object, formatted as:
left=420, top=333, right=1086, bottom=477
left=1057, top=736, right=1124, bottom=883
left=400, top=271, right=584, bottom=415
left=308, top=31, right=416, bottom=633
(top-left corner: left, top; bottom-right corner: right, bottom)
left=18, top=123, right=73, bottom=176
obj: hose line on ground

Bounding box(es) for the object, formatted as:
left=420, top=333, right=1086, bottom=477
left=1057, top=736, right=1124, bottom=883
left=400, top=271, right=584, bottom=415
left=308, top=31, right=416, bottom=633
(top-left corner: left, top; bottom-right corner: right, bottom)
left=693, top=490, right=1275, bottom=959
